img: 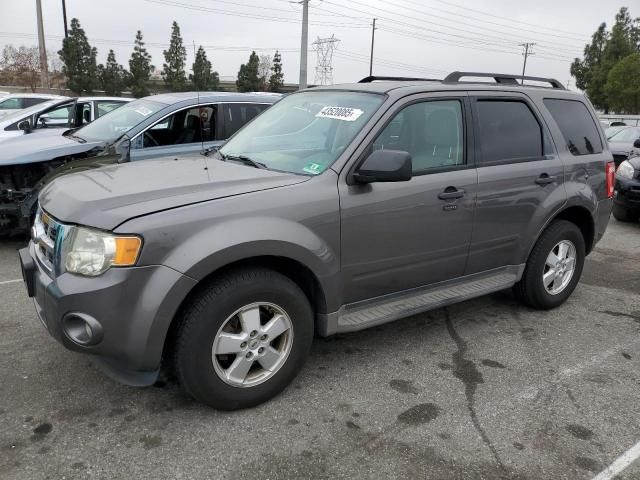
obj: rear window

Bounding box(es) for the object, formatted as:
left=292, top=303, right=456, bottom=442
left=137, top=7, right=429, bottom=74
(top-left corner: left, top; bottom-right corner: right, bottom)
left=476, top=100, right=543, bottom=163
left=543, top=99, right=603, bottom=155
left=222, top=103, right=270, bottom=139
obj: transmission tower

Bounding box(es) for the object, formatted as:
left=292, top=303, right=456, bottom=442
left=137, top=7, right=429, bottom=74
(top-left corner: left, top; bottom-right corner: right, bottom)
left=313, top=35, right=339, bottom=85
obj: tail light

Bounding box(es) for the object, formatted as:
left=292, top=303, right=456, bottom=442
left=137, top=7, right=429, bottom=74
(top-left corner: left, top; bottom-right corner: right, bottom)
left=606, top=161, right=615, bottom=198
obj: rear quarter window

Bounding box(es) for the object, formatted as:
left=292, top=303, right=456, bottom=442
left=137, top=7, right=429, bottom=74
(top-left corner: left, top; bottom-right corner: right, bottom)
left=543, top=98, right=603, bottom=155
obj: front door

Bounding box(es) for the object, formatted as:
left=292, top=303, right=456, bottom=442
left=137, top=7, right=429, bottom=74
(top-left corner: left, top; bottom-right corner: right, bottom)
left=339, top=94, right=477, bottom=304
left=465, top=92, right=566, bottom=275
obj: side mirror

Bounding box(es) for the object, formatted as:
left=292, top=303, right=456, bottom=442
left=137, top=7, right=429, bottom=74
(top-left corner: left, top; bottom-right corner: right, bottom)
left=352, top=149, right=412, bottom=184
left=17, top=119, right=31, bottom=133
left=117, top=136, right=131, bottom=163
left=633, top=138, right=640, bottom=149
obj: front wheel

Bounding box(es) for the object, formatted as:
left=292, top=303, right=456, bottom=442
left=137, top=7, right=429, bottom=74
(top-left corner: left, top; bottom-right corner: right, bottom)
left=174, top=268, right=314, bottom=410
left=513, top=220, right=585, bottom=310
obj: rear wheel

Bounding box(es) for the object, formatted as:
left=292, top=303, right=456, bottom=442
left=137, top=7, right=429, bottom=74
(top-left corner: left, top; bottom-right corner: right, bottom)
left=174, top=268, right=314, bottom=410
left=513, top=220, right=585, bottom=310
left=612, top=204, right=638, bottom=223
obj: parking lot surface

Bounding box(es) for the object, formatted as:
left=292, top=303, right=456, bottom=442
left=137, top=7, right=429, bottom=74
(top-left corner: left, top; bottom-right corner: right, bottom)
left=1, top=218, right=639, bottom=480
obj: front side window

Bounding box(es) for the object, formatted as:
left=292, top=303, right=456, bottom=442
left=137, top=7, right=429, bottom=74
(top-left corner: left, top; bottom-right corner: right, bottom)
left=373, top=99, right=464, bottom=173
left=140, top=104, right=218, bottom=148
left=22, top=97, right=48, bottom=108
left=0, top=98, right=21, bottom=109
left=219, top=91, right=385, bottom=175
left=476, top=100, right=543, bottom=163
left=543, top=98, right=603, bottom=155
left=74, top=98, right=165, bottom=143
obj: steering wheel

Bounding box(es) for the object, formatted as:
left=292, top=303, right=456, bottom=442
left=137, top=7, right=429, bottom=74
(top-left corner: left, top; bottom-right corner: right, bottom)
left=144, top=131, right=160, bottom=147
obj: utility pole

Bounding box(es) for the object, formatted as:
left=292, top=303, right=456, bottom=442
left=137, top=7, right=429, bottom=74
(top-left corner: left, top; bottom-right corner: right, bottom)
left=369, top=18, right=377, bottom=76
left=519, top=42, right=535, bottom=84
left=35, top=0, right=49, bottom=88
left=298, top=0, right=309, bottom=89
left=62, top=0, right=68, bottom=38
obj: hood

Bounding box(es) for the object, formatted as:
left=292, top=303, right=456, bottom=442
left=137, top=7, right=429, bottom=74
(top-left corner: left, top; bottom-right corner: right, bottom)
left=39, top=155, right=309, bottom=230
left=0, top=133, right=106, bottom=166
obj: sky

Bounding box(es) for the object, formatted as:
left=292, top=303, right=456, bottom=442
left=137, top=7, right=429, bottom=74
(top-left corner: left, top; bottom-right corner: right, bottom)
left=0, top=0, right=631, bottom=88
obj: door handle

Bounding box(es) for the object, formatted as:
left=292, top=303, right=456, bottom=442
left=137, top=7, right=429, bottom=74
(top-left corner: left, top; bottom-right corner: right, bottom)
left=535, top=174, right=557, bottom=185
left=438, top=187, right=465, bottom=200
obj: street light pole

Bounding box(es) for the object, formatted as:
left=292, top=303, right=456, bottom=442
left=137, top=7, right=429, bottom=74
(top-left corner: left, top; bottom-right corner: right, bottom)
left=369, top=18, right=376, bottom=76
left=62, top=0, right=68, bottom=38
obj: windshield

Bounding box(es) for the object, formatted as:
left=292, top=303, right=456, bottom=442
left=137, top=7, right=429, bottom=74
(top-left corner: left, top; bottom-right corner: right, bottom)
left=0, top=99, right=65, bottom=124
left=219, top=91, right=385, bottom=175
left=609, top=126, right=640, bottom=142
left=74, top=98, right=165, bottom=142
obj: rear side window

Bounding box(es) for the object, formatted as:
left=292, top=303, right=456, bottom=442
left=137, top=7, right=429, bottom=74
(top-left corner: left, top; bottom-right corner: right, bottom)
left=476, top=100, right=543, bottom=163
left=543, top=99, right=603, bottom=155
left=222, top=103, right=269, bottom=139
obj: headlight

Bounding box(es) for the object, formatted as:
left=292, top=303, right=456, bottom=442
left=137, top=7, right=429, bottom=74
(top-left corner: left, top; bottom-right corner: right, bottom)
left=62, top=226, right=142, bottom=277
left=616, top=160, right=635, bottom=179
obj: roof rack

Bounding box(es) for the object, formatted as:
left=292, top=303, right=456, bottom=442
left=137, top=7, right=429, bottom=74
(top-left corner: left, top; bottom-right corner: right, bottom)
left=359, top=75, right=441, bottom=83
left=443, top=71, right=565, bottom=89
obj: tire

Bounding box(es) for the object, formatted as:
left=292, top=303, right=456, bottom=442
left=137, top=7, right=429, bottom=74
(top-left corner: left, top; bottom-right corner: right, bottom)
left=612, top=204, right=638, bottom=223
left=513, top=220, right=585, bottom=310
left=174, top=267, right=314, bottom=410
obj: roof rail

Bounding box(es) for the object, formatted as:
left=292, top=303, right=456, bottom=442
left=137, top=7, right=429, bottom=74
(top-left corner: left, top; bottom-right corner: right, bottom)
left=359, top=75, right=440, bottom=83
left=443, top=71, right=566, bottom=89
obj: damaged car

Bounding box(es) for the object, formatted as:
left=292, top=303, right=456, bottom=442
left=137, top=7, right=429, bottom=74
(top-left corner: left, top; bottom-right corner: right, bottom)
left=0, top=92, right=279, bottom=235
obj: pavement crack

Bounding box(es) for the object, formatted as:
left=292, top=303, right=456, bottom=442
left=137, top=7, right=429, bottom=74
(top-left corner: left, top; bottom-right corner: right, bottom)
left=445, top=309, right=508, bottom=475
left=599, top=310, right=640, bottom=323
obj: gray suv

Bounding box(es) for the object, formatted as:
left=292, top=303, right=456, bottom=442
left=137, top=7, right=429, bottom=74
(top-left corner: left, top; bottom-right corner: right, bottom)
left=20, top=72, right=615, bottom=410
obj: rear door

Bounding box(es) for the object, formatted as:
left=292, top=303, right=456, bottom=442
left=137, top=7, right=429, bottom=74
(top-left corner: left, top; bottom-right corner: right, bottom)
left=339, top=93, right=477, bottom=303
left=465, top=92, right=566, bottom=275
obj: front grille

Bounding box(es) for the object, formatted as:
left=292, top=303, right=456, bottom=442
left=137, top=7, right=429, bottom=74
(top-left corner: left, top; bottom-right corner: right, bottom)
left=33, top=208, right=63, bottom=275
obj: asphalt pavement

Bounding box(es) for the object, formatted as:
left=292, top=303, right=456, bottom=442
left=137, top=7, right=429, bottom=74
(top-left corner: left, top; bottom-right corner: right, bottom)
left=1, top=217, right=639, bottom=480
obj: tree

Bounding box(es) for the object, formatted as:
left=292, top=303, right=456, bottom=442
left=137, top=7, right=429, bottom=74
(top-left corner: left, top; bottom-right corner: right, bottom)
left=605, top=53, right=640, bottom=114
left=0, top=45, right=40, bottom=91
left=98, top=50, right=127, bottom=96
left=268, top=50, right=284, bottom=93
left=236, top=51, right=261, bottom=92
left=258, top=54, right=272, bottom=91
left=162, top=21, right=187, bottom=91
left=129, top=30, right=154, bottom=98
left=571, top=7, right=640, bottom=113
left=190, top=46, right=219, bottom=91
left=58, top=18, right=99, bottom=94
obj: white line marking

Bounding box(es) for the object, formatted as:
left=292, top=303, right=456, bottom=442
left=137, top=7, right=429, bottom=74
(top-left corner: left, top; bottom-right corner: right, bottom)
left=592, top=440, right=640, bottom=480
left=0, top=279, right=22, bottom=285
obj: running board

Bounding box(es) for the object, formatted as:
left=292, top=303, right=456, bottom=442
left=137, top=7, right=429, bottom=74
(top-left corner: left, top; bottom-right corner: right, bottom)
left=328, top=266, right=522, bottom=334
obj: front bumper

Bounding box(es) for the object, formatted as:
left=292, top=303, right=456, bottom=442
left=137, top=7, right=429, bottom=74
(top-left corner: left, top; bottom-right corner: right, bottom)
left=614, top=175, right=640, bottom=212
left=19, top=242, right=197, bottom=386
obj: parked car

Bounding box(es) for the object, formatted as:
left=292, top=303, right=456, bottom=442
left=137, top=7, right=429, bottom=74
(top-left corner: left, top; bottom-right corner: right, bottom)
left=613, top=146, right=640, bottom=222
left=0, top=92, right=279, bottom=235
left=20, top=72, right=613, bottom=409
left=0, top=96, right=130, bottom=143
left=608, top=126, right=640, bottom=167
left=605, top=124, right=629, bottom=140
left=0, top=93, right=65, bottom=118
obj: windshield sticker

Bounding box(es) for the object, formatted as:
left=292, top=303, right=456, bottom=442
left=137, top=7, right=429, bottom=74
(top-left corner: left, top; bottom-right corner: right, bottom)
left=315, top=106, right=364, bottom=122
left=303, top=163, right=324, bottom=175
left=135, top=106, right=153, bottom=116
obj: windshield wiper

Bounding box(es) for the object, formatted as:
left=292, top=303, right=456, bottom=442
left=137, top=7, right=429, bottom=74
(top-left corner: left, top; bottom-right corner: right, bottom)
left=64, top=132, right=86, bottom=143
left=219, top=152, right=268, bottom=169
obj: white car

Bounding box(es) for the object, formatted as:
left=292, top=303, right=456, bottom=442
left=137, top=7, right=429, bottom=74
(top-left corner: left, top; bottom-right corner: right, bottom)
left=0, top=96, right=131, bottom=143
left=0, top=93, right=66, bottom=119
